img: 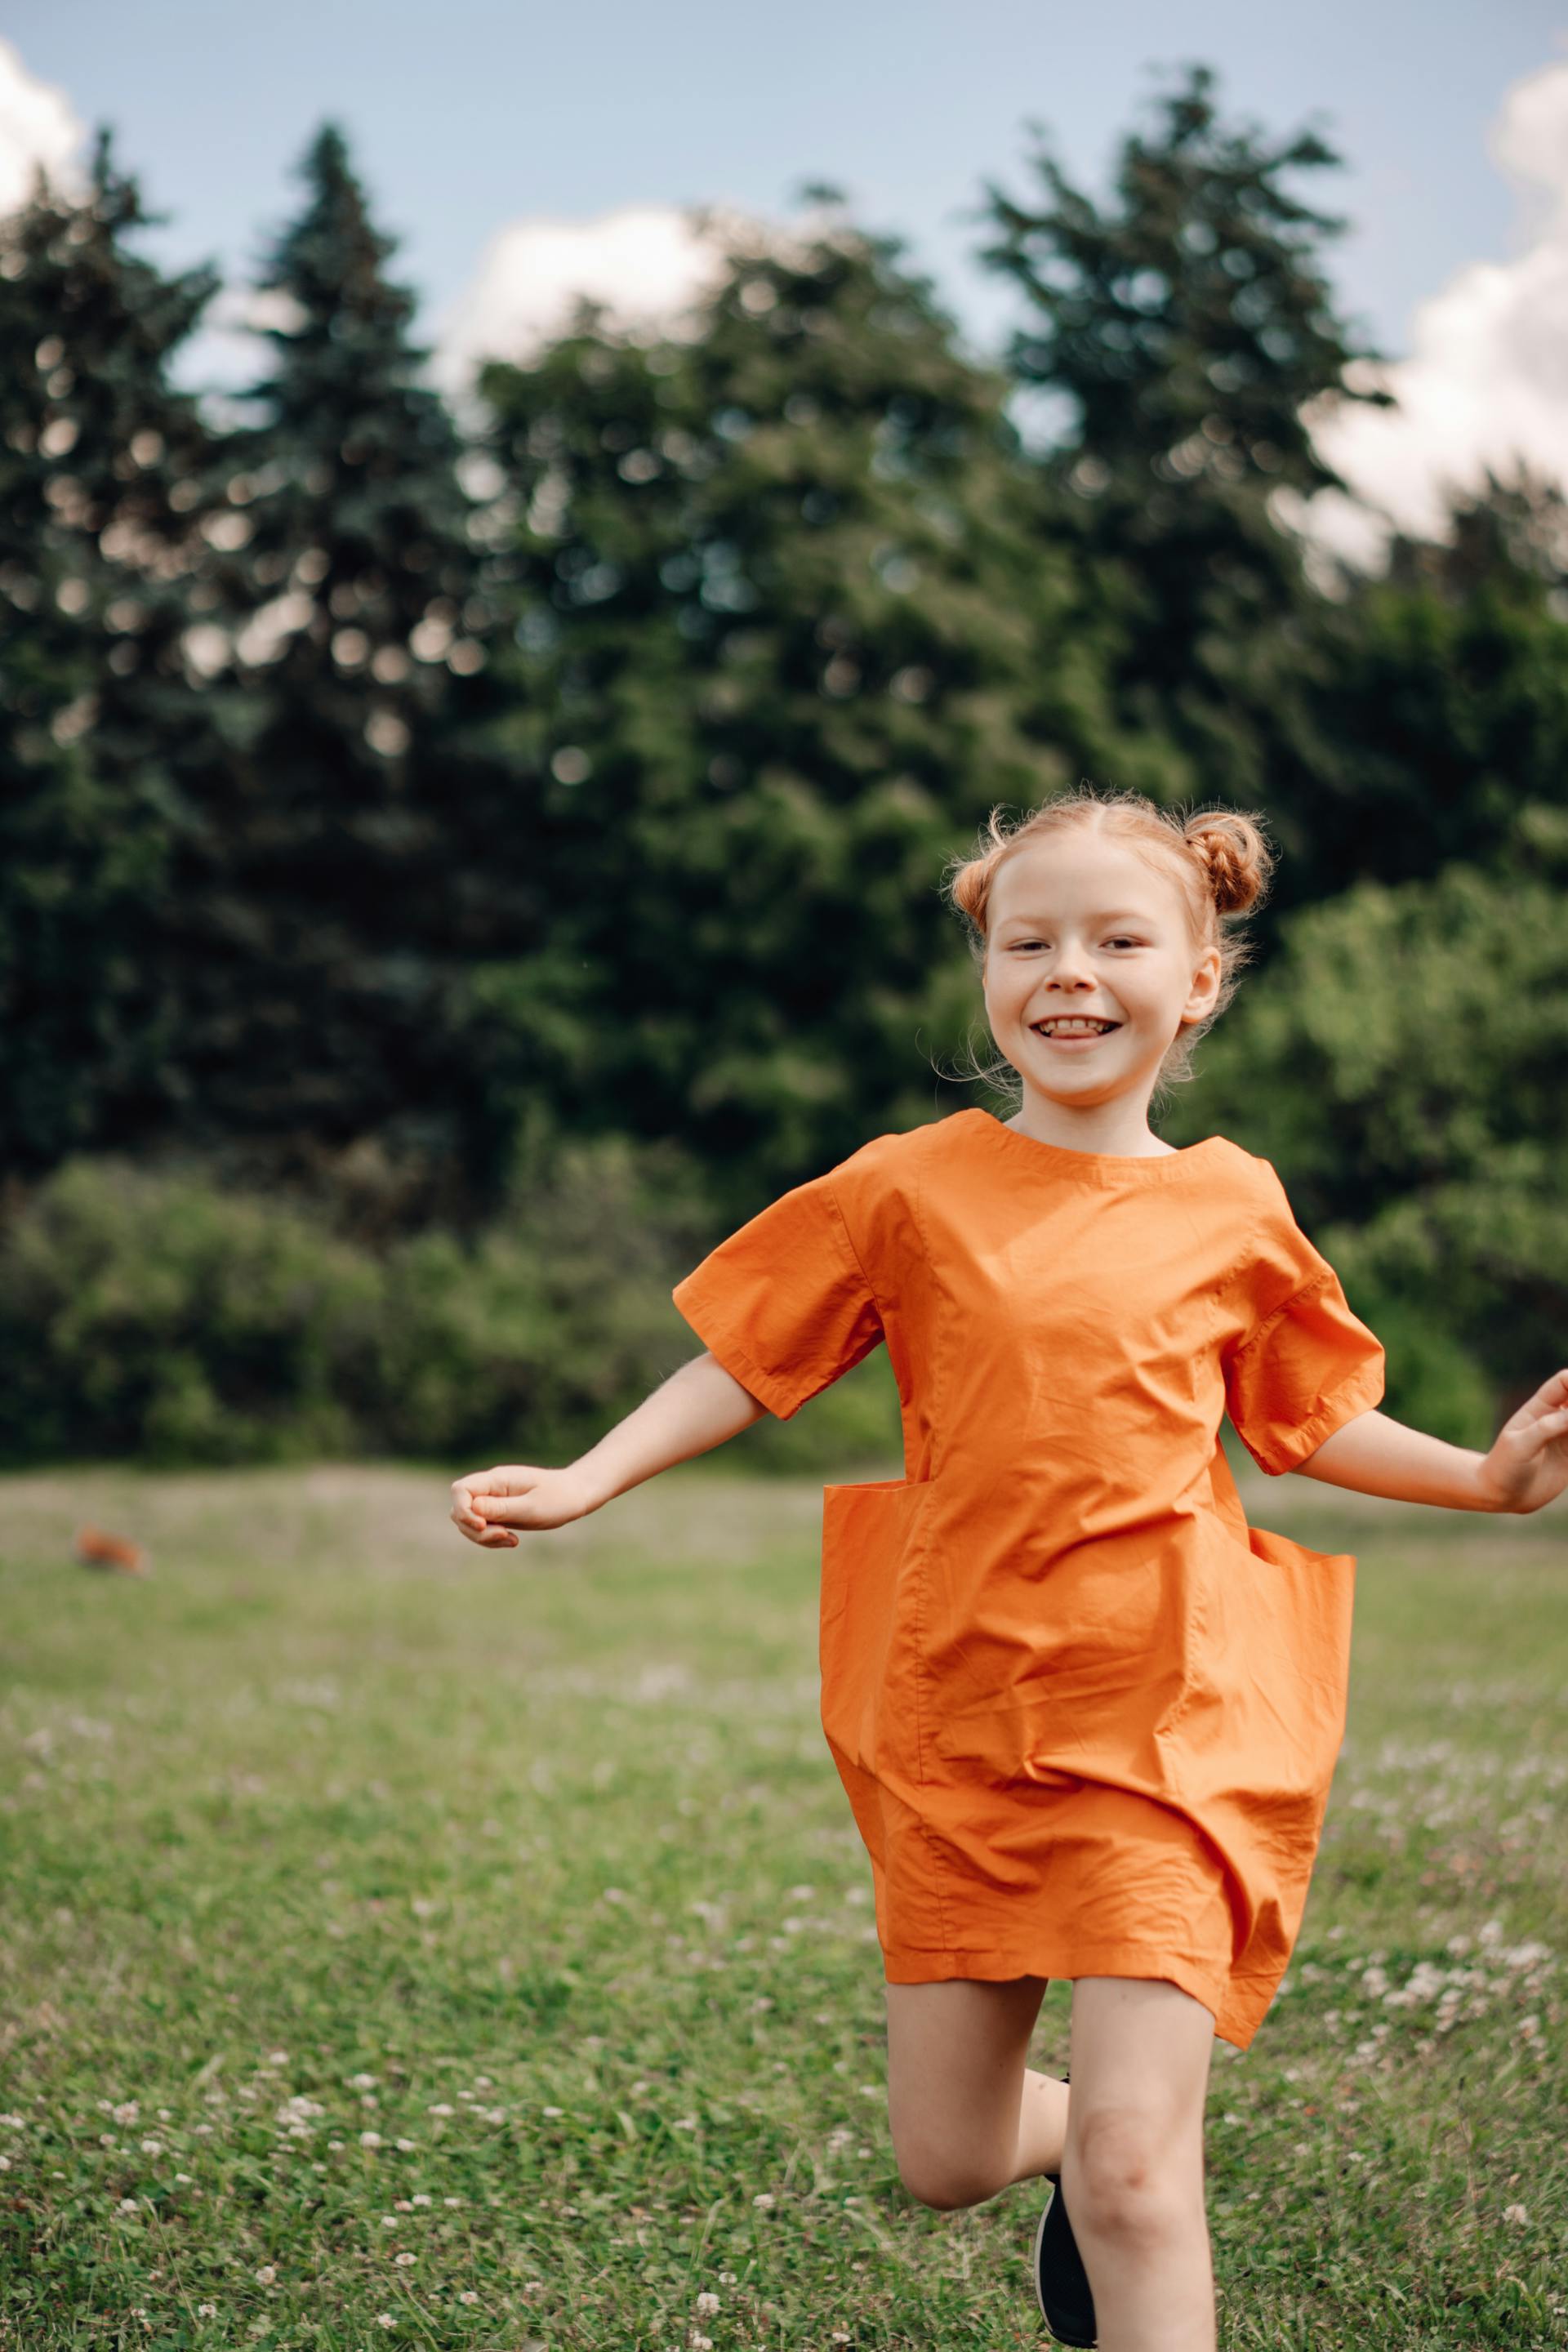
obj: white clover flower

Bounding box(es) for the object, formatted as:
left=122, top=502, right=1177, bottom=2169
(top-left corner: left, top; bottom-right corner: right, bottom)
left=118, top=2197, right=138, bottom=2213
left=427, top=2102, right=453, bottom=2116
left=1504, top=2203, right=1529, bottom=2225
left=443, top=2196, right=461, bottom=2208
left=394, top=2251, right=416, bottom=2267
left=412, top=2194, right=431, bottom=2207
left=696, top=2289, right=720, bottom=2313
left=114, top=2102, right=140, bottom=2124
left=350, top=2073, right=378, bottom=2090
left=396, top=2137, right=416, bottom=2152
left=542, top=2105, right=564, bottom=2118
left=361, top=2130, right=383, bottom=2148
left=376, top=2317, right=396, bottom=2332
left=176, top=2172, right=192, bottom=2185
left=197, top=2304, right=217, bottom=2319
left=255, top=2265, right=276, bottom=2284
left=458, top=2287, right=480, bottom=2304
left=381, top=2216, right=399, bottom=2229
left=690, top=2336, right=713, bottom=2350
left=752, top=2192, right=775, bottom=2207
left=265, top=2051, right=289, bottom=2067
left=140, top=2138, right=162, bottom=2155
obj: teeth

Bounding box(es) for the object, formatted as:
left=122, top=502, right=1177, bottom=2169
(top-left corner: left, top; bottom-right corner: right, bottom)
left=1036, top=1019, right=1116, bottom=1036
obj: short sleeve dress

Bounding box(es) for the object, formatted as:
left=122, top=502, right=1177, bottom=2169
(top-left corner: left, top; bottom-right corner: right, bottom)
left=670, top=1107, right=1386, bottom=2051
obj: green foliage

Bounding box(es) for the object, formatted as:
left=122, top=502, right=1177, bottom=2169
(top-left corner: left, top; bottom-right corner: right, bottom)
left=1290, top=466, right=1568, bottom=908
left=473, top=212, right=1078, bottom=1211
left=979, top=62, right=1395, bottom=850
left=0, top=134, right=229, bottom=1172
left=0, top=1144, right=902, bottom=1470
left=1167, top=862, right=1568, bottom=1439
left=151, top=122, right=503, bottom=1210
left=0, top=90, right=1565, bottom=1452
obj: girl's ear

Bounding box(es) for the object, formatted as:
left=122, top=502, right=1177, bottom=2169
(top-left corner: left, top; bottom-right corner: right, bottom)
left=1185, top=947, right=1223, bottom=1019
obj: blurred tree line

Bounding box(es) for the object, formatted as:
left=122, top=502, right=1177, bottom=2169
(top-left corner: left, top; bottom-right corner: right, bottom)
left=1, top=66, right=1563, bottom=1467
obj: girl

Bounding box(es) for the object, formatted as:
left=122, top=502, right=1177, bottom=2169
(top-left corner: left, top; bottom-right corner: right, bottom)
left=450, top=788, right=1568, bottom=2352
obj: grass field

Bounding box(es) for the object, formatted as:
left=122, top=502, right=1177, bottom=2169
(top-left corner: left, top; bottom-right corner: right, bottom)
left=2, top=1454, right=1565, bottom=2350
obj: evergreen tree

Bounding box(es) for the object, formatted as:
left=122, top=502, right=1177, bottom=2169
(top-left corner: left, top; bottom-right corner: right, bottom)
left=0, top=134, right=229, bottom=1181
left=166, top=122, right=496, bottom=1227
left=1296, top=462, right=1568, bottom=898
left=472, top=203, right=1087, bottom=1209
left=979, top=62, right=1395, bottom=894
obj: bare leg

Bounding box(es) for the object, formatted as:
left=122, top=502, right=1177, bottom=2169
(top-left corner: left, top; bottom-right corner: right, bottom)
left=1062, top=1976, right=1216, bottom=2352
left=884, top=1976, right=1070, bottom=2209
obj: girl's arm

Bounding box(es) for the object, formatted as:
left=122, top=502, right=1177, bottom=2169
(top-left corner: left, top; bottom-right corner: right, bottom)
left=451, top=1352, right=768, bottom=1544
left=1291, top=1369, right=1568, bottom=1515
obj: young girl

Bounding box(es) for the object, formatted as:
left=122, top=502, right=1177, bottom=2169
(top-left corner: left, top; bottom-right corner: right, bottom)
left=450, top=788, right=1568, bottom=2352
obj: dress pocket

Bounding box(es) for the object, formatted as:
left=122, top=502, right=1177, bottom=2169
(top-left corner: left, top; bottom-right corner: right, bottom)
left=819, top=1477, right=937, bottom=1784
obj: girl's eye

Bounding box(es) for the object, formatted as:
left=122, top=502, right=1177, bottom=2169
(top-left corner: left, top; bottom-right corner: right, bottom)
left=1010, top=938, right=1143, bottom=951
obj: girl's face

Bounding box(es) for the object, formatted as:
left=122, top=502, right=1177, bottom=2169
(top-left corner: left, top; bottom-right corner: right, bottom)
left=981, top=835, right=1222, bottom=1120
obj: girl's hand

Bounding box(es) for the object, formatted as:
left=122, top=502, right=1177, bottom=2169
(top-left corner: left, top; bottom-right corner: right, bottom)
left=449, top=1464, right=597, bottom=1547
left=1476, top=1368, right=1568, bottom=1514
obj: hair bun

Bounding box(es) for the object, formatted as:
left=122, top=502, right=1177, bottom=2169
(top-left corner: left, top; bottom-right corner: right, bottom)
left=1183, top=809, right=1272, bottom=918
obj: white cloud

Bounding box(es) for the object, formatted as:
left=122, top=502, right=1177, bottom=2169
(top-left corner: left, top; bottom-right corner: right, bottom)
left=0, top=37, right=85, bottom=214
left=430, top=203, right=746, bottom=396
left=1291, top=55, right=1568, bottom=572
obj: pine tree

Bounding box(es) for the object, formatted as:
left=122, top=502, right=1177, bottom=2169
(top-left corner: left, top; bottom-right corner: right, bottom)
left=1294, top=461, right=1568, bottom=894
left=473, top=203, right=1085, bottom=1207
left=0, top=133, right=228, bottom=1180
left=171, top=122, right=495, bottom=1225
left=979, top=62, right=1395, bottom=877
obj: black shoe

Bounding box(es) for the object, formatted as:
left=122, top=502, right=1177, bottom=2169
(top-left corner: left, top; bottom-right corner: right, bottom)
left=1032, top=2070, right=1097, bottom=2348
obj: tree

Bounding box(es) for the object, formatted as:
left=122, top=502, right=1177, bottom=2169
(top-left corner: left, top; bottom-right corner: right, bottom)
left=1162, top=858, right=1568, bottom=1442
left=978, top=62, right=1395, bottom=900
left=470, top=203, right=1088, bottom=1210
left=1294, top=462, right=1568, bottom=898
left=159, top=122, right=497, bottom=1229
left=0, top=133, right=229, bottom=1181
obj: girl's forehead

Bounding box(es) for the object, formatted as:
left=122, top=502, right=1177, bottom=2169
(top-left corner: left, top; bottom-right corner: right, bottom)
left=990, top=838, right=1177, bottom=920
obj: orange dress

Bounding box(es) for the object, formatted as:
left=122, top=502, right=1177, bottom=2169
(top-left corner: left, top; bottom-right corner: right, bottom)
left=670, top=1107, right=1386, bottom=2051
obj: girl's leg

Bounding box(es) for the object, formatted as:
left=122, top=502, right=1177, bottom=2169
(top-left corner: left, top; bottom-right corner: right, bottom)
left=1062, top=1976, right=1217, bottom=2352
left=884, top=1976, right=1069, bottom=2210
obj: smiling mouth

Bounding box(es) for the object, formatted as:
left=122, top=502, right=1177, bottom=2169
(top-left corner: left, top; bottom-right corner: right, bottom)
left=1032, top=1018, right=1122, bottom=1038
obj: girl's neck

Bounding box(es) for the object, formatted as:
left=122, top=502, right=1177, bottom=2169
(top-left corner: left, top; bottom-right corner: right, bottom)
left=1004, top=1099, right=1176, bottom=1160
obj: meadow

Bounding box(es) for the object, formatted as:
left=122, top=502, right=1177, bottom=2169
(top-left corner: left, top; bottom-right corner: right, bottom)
left=1, top=1454, right=1564, bottom=2350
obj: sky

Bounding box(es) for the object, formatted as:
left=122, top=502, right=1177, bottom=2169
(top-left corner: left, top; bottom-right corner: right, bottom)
left=5, top=2, right=1568, bottom=568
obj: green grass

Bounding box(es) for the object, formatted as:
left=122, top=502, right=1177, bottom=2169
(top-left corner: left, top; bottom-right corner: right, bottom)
left=1, top=1454, right=1565, bottom=2350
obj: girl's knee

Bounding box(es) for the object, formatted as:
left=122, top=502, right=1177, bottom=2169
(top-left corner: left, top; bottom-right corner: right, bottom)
left=895, top=2151, right=1004, bottom=2212
left=1067, top=2107, right=1200, bottom=2240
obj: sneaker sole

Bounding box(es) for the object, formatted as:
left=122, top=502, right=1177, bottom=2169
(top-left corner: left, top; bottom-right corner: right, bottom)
left=1032, top=2187, right=1096, bottom=2347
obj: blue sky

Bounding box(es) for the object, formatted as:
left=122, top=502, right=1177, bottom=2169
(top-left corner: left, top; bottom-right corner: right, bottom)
left=7, top=0, right=1564, bottom=368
